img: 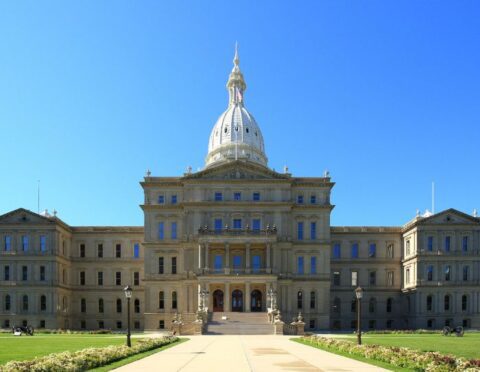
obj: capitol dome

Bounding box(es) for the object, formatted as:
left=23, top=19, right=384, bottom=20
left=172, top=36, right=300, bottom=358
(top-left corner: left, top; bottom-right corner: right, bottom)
left=205, top=46, right=268, bottom=168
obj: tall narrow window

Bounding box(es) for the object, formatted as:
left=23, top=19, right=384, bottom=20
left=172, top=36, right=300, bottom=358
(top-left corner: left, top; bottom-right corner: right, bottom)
left=333, top=298, right=341, bottom=313
left=310, top=291, right=316, bottom=309
left=81, top=298, right=86, bottom=313
left=297, top=256, right=304, bottom=274
left=369, top=298, right=376, bottom=313
left=386, top=298, right=392, bottom=313
left=369, top=271, right=376, bottom=285
left=233, top=255, right=242, bottom=271
left=234, top=192, right=241, bottom=201
left=116, top=299, right=122, bottom=313
left=158, top=222, right=164, bottom=240
left=171, top=195, right=177, bottom=204
left=445, top=266, right=451, bottom=281
left=444, top=295, right=450, bottom=311
left=134, top=271, right=140, bottom=286
left=214, top=218, right=222, bottom=232
left=310, top=195, right=316, bottom=204
left=134, top=299, right=140, bottom=313
left=297, top=195, right=304, bottom=204
left=172, top=291, right=177, bottom=309
left=40, top=295, right=47, bottom=311
left=333, top=244, right=341, bottom=259
left=252, top=192, right=260, bottom=201
left=5, top=295, right=11, bottom=311
left=427, top=266, right=433, bottom=281
left=427, top=236, right=433, bottom=251
left=159, top=291, right=165, bottom=309
left=369, top=243, right=376, bottom=257
left=406, top=240, right=411, bottom=256
left=99, top=298, right=104, bottom=313
left=252, top=219, right=261, bottom=231
left=22, top=236, right=29, bottom=251
left=462, top=236, right=468, bottom=252
left=97, top=271, right=103, bottom=286
left=387, top=244, right=394, bottom=258
left=158, top=257, right=164, bottom=274
left=22, top=266, right=28, bottom=281
left=158, top=195, right=165, bottom=204
left=351, top=243, right=359, bottom=258
left=462, top=295, right=468, bottom=311
left=40, top=235, right=46, bottom=252
left=116, top=244, right=122, bottom=258
left=426, top=295, right=433, bottom=311
left=463, top=266, right=469, bottom=281
left=133, top=243, right=140, bottom=258
left=116, top=271, right=121, bottom=286
left=252, top=255, right=261, bottom=273
left=297, top=291, right=303, bottom=309
left=333, top=271, right=340, bottom=286
left=22, top=295, right=29, bottom=311
left=310, top=256, right=317, bottom=274
left=4, top=266, right=10, bottom=281
left=214, top=255, right=222, bottom=271
left=445, top=236, right=451, bottom=252
left=171, top=222, right=177, bottom=239
left=351, top=271, right=358, bottom=286
left=97, top=243, right=103, bottom=258
left=4, top=236, right=11, bottom=251
left=297, top=222, right=304, bottom=240
left=171, top=257, right=177, bottom=274
left=233, top=219, right=242, bottom=229
left=80, top=271, right=86, bottom=286
left=387, top=271, right=394, bottom=286
left=310, top=222, right=316, bottom=240
left=80, top=244, right=85, bottom=258
left=406, top=268, right=410, bottom=284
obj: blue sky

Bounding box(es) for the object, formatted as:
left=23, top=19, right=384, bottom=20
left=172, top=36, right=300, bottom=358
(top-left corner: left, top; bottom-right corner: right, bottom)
left=1, top=1, right=479, bottom=226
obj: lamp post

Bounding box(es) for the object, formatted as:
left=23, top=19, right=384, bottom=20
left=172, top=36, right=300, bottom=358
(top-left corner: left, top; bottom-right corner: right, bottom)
left=355, top=286, right=363, bottom=345
left=124, top=285, right=132, bottom=347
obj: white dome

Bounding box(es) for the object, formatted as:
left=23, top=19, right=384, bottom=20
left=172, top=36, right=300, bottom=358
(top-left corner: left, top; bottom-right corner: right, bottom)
left=205, top=46, right=268, bottom=168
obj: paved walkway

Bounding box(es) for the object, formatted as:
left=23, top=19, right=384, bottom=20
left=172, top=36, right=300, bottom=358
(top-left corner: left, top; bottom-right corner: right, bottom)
left=115, top=335, right=387, bottom=372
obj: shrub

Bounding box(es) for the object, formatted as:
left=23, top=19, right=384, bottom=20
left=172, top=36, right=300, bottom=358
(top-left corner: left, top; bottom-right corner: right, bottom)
left=0, top=336, right=178, bottom=372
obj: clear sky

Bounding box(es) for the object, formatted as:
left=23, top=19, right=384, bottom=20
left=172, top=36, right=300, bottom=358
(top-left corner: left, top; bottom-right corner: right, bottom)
left=1, top=1, right=479, bottom=227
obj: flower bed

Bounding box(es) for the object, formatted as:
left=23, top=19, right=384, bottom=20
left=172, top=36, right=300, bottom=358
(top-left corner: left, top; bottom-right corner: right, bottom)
left=299, top=335, right=480, bottom=371
left=0, top=336, right=178, bottom=372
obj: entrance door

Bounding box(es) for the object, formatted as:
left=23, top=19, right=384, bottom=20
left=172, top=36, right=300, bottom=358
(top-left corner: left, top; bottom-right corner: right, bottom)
left=232, top=290, right=243, bottom=312
left=251, top=290, right=262, bottom=312
left=213, top=290, right=224, bottom=312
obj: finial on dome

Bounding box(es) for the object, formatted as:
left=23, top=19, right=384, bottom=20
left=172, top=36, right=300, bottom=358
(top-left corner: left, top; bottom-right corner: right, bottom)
left=233, top=41, right=239, bottom=68
left=227, top=43, right=246, bottom=106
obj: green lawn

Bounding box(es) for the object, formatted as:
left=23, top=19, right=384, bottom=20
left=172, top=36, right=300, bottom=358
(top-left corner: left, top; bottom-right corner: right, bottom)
left=335, top=333, right=480, bottom=360
left=0, top=333, right=136, bottom=365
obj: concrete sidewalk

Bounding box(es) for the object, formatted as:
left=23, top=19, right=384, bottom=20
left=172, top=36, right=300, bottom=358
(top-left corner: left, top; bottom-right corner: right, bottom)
left=114, top=335, right=388, bottom=372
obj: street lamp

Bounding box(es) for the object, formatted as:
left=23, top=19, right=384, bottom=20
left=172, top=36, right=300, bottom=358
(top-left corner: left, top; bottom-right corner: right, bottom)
left=355, top=286, right=363, bottom=345
left=124, top=285, right=132, bottom=347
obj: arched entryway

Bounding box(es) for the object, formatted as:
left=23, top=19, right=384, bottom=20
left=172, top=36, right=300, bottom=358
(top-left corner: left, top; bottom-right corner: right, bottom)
left=232, top=290, right=243, bottom=312
left=251, top=290, right=262, bottom=312
left=213, top=290, right=224, bottom=312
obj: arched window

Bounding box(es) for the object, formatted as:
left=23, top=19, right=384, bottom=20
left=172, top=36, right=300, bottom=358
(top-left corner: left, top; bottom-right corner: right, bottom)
left=444, top=295, right=450, bottom=311
left=81, top=298, right=86, bottom=313
left=333, top=297, right=341, bottom=313
left=386, top=298, right=393, bottom=313
left=98, top=298, right=104, bottom=313
left=159, top=291, right=164, bottom=309
left=426, top=295, right=433, bottom=311
left=310, top=291, right=316, bottom=309
left=297, top=291, right=303, bottom=309
left=40, top=295, right=47, bottom=311
left=5, top=295, right=11, bottom=311
left=134, top=299, right=140, bottom=313
left=116, top=298, right=122, bottom=313
left=22, top=295, right=29, bottom=311
left=172, top=291, right=177, bottom=309
left=369, top=298, right=376, bottom=313
left=462, top=295, right=468, bottom=312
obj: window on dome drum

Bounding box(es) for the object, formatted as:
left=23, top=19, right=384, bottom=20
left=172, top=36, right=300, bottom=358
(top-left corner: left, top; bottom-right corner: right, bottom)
left=22, top=266, right=27, bottom=281
left=297, top=222, right=304, bottom=240
left=387, top=271, right=394, bottom=286
left=333, top=271, right=340, bottom=286
left=116, top=299, right=122, bottom=313
left=4, top=266, right=9, bottom=281
left=463, top=266, right=469, bottom=281
left=351, top=243, right=359, bottom=258
left=234, top=192, right=241, bottom=201
left=134, top=299, right=140, bottom=313
left=115, top=271, right=121, bottom=286
left=134, top=243, right=140, bottom=258
left=22, top=235, right=29, bottom=251
left=386, top=298, right=392, bottom=313
left=214, top=218, right=222, bottom=232
left=4, top=236, right=11, bottom=251
left=171, top=195, right=177, bottom=204
left=297, top=291, right=303, bottom=309
left=214, top=192, right=223, bottom=201
left=97, top=243, right=103, bottom=258
left=99, top=299, right=104, bottom=313
left=444, top=295, right=450, bottom=311
left=158, top=222, right=164, bottom=240
left=427, top=236, right=433, bottom=251
left=369, top=271, right=376, bottom=285
left=158, top=195, right=165, bottom=204
left=134, top=271, right=140, bottom=286
left=233, top=219, right=242, bottom=229
left=40, top=235, right=46, bottom=252
left=387, top=244, right=394, bottom=258
left=445, top=265, right=451, bottom=281
left=445, top=236, right=451, bottom=252
left=80, top=271, right=85, bottom=286
left=351, top=271, right=358, bottom=286
left=171, top=257, right=177, bottom=274
left=252, top=255, right=261, bottom=273
left=171, top=222, right=177, bottom=239
left=158, top=257, right=164, bottom=274
left=297, top=195, right=304, bottom=204
left=426, top=295, right=433, bottom=311
left=159, top=291, right=165, bottom=309
left=214, top=255, right=223, bottom=272
left=310, top=222, right=316, bottom=240
left=427, top=265, right=433, bottom=281
left=310, top=195, right=316, bottom=204
left=252, top=218, right=261, bottom=231
left=462, top=236, right=468, bottom=252
left=97, top=272, right=103, bottom=286
left=172, top=291, right=177, bottom=309
left=115, top=244, right=121, bottom=258
left=369, top=243, right=376, bottom=257
left=81, top=298, right=86, bottom=313
left=333, top=244, right=341, bottom=259
left=310, top=257, right=317, bottom=274
left=310, top=291, right=316, bottom=309
left=80, top=244, right=85, bottom=258
left=297, top=256, right=304, bottom=274
left=252, top=192, right=260, bottom=201
left=462, top=295, right=468, bottom=311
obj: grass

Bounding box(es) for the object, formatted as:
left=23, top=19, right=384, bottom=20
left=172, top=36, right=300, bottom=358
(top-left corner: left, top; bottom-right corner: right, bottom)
left=91, top=338, right=188, bottom=371
left=336, top=333, right=480, bottom=360
left=0, top=333, right=138, bottom=365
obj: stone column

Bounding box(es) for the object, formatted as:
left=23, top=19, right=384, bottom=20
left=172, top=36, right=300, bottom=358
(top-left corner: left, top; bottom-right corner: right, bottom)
left=266, top=243, right=271, bottom=274
left=225, top=282, right=231, bottom=312
left=225, top=243, right=230, bottom=274
left=245, top=282, right=251, bottom=312
left=246, top=243, right=251, bottom=274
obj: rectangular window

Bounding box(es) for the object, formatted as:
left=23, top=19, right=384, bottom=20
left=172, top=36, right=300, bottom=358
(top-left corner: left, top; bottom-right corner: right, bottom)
left=387, top=244, right=394, bottom=258
left=297, top=222, right=304, bottom=240
left=22, top=236, right=29, bottom=251
left=97, top=243, right=103, bottom=258
left=116, top=321, right=122, bottom=329
left=351, top=271, right=358, bottom=286
left=115, top=244, right=121, bottom=258
left=427, top=236, right=433, bottom=251
left=40, top=266, right=45, bottom=281
left=81, top=299, right=86, bottom=313
left=427, top=265, right=433, bottom=281
left=4, top=266, right=10, bottom=281
left=171, top=257, right=177, bottom=274
left=159, top=320, right=165, bottom=329
left=214, top=192, right=223, bottom=201
left=80, top=271, right=86, bottom=285
left=310, top=195, right=316, bottom=204
left=333, top=271, right=340, bottom=286
left=158, top=195, right=165, bottom=204
left=97, top=272, right=103, bottom=286
left=369, top=243, right=376, bottom=257
left=171, top=222, right=177, bottom=239
left=252, top=192, right=260, bottom=201
left=333, top=244, right=341, bottom=259
left=310, top=256, right=317, bottom=274
left=80, top=244, right=85, bottom=258
left=214, top=255, right=223, bottom=271
left=133, top=243, right=140, bottom=258
left=158, top=257, right=164, bottom=274
left=159, top=292, right=165, bottom=309
left=115, top=271, right=121, bottom=286
left=171, top=195, right=177, bottom=204
left=22, top=266, right=28, bottom=281
left=463, top=266, right=469, bottom=281
left=369, top=271, right=376, bottom=285
left=234, top=192, right=241, bottom=201
left=297, top=195, right=304, bottom=204
left=297, top=256, right=304, bottom=274
left=252, top=219, right=261, bottom=231
left=445, top=265, right=451, bottom=281
left=387, top=271, right=394, bottom=286
left=445, top=236, right=451, bottom=252
left=351, top=243, right=359, bottom=258
left=40, top=235, right=46, bottom=252
left=406, top=240, right=411, bottom=256
left=310, top=222, right=316, bottom=240
left=233, top=255, right=242, bottom=270
left=98, top=321, right=105, bottom=329
left=158, top=222, right=164, bottom=240
left=233, top=219, right=242, bottom=229
left=214, top=218, right=222, bottom=232
left=462, top=236, right=468, bottom=252
left=4, top=236, right=11, bottom=251
left=134, top=271, right=140, bottom=286
left=252, top=255, right=261, bottom=273
left=406, top=268, right=411, bottom=284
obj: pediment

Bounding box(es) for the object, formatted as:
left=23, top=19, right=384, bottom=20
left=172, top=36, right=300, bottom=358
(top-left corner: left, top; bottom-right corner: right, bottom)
left=418, top=209, right=480, bottom=226
left=183, top=161, right=290, bottom=181
left=0, top=208, right=56, bottom=225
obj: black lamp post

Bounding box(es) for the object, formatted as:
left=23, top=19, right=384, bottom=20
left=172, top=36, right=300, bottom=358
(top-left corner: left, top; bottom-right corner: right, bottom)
left=124, top=285, right=132, bottom=347
left=355, top=286, right=363, bottom=345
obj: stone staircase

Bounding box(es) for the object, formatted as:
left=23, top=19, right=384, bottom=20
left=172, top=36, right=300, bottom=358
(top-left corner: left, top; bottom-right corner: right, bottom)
left=206, top=312, right=274, bottom=335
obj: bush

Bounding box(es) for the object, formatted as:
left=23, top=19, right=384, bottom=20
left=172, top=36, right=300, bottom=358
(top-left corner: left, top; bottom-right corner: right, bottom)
left=0, top=336, right=178, bottom=372
left=299, top=335, right=480, bottom=372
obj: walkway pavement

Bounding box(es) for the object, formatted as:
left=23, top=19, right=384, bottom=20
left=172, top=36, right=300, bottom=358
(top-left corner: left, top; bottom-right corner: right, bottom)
left=115, top=335, right=387, bottom=372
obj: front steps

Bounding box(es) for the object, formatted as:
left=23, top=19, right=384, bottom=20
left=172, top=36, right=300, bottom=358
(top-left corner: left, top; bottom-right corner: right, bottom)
left=206, top=312, right=274, bottom=335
